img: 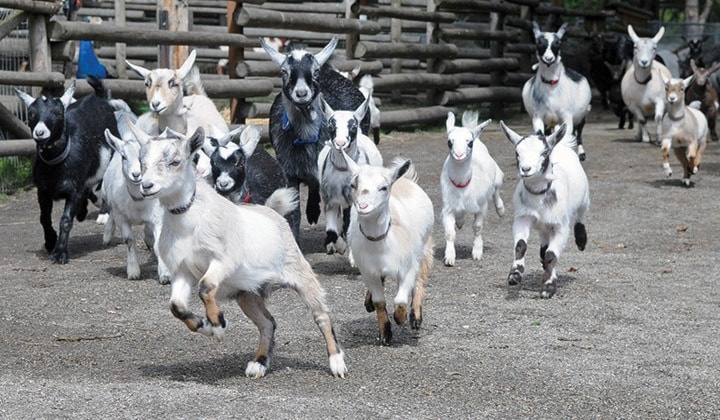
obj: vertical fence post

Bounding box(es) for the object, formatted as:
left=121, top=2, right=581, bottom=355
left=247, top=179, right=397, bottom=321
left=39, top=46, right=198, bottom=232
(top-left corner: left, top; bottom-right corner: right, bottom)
left=425, top=0, right=441, bottom=105
left=390, top=0, right=402, bottom=102
left=115, top=0, right=127, bottom=79
left=228, top=0, right=246, bottom=124
left=27, top=13, right=51, bottom=96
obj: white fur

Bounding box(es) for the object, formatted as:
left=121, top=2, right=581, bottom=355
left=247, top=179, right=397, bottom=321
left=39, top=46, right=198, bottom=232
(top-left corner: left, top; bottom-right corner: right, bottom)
left=101, top=128, right=170, bottom=284
left=522, top=22, right=592, bottom=160
left=134, top=124, right=347, bottom=378
left=659, top=75, right=709, bottom=185
left=621, top=25, right=673, bottom=143
left=345, top=156, right=434, bottom=345
left=500, top=122, right=590, bottom=299
left=440, top=111, right=505, bottom=266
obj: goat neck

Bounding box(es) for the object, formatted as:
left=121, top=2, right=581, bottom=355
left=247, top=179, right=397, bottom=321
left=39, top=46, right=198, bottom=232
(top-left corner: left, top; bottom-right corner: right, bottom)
left=281, top=94, right=323, bottom=144
left=536, top=59, right=564, bottom=86
left=157, top=110, right=188, bottom=135
left=445, top=150, right=473, bottom=188
left=37, top=136, right=72, bottom=166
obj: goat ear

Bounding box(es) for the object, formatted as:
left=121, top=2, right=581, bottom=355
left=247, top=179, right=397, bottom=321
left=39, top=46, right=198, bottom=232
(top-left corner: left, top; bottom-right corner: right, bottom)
left=126, top=116, right=151, bottom=146
left=532, top=21, right=542, bottom=40
left=661, top=72, right=670, bottom=86
left=238, top=125, right=261, bottom=157
left=340, top=148, right=360, bottom=175
left=391, top=159, right=411, bottom=184
left=14, top=88, right=35, bottom=108
left=176, top=50, right=197, bottom=80
left=690, top=59, right=698, bottom=73
left=556, top=23, right=568, bottom=40
left=261, top=37, right=286, bottom=68
left=445, top=112, right=456, bottom=133
left=186, top=127, right=205, bottom=156
left=104, top=129, right=124, bottom=156
left=651, top=27, right=665, bottom=44
left=60, top=80, right=76, bottom=109
left=354, top=95, right=370, bottom=122
left=322, top=98, right=335, bottom=120
left=473, top=119, right=492, bottom=139
left=546, top=124, right=566, bottom=148
left=219, top=125, right=245, bottom=145
left=627, top=25, right=640, bottom=44
left=499, top=121, right=523, bottom=146
left=315, top=36, right=338, bottom=67
left=125, top=60, right=150, bottom=79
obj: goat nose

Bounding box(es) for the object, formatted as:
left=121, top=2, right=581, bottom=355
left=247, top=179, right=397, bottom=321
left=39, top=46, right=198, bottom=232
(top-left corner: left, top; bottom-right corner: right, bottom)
left=521, top=165, right=532, bottom=173
left=142, top=181, right=153, bottom=190
left=295, top=88, right=308, bottom=98
left=131, top=171, right=141, bottom=181
left=151, top=100, right=161, bottom=109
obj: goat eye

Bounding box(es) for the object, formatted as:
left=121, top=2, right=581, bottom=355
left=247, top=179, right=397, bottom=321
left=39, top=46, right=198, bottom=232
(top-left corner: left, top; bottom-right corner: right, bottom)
left=379, top=185, right=388, bottom=192
left=170, top=158, right=181, bottom=167
left=447, top=140, right=452, bottom=148
left=168, top=79, right=178, bottom=88
left=313, top=69, right=320, bottom=79
left=144, top=79, right=151, bottom=88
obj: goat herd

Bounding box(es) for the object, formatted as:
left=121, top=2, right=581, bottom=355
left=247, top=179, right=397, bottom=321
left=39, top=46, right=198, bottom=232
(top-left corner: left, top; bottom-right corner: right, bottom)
left=12, top=21, right=711, bottom=378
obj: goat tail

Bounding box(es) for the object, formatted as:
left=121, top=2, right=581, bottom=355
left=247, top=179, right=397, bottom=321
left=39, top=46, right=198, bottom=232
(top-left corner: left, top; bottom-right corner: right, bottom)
left=264, top=187, right=299, bottom=217
left=108, top=99, right=133, bottom=114
left=184, top=65, right=206, bottom=96
left=413, top=235, right=434, bottom=307
left=86, top=75, right=111, bottom=99
left=390, top=156, right=418, bottom=182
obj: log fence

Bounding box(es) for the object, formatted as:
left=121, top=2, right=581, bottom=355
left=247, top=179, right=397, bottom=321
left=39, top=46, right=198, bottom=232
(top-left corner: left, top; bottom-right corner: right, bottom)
left=0, top=0, right=654, bottom=157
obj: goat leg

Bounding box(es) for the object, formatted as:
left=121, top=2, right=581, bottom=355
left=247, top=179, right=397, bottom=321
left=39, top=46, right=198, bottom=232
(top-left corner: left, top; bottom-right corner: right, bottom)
left=237, top=292, right=276, bottom=379
left=660, top=138, right=673, bottom=177
left=674, top=147, right=692, bottom=187
left=37, top=189, right=57, bottom=253
left=197, top=264, right=227, bottom=338
left=52, top=194, right=82, bottom=264
left=410, top=240, right=432, bottom=330
left=306, top=181, right=321, bottom=225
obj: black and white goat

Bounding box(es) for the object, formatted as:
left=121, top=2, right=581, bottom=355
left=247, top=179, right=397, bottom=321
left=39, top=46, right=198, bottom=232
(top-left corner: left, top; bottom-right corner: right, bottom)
left=15, top=77, right=118, bottom=264
left=338, top=67, right=381, bottom=144
left=262, top=35, right=370, bottom=240
left=500, top=122, right=590, bottom=299
left=522, top=22, right=592, bottom=161
left=318, top=96, right=383, bottom=255
left=134, top=126, right=347, bottom=378
left=208, top=125, right=290, bottom=206
left=440, top=111, right=505, bottom=267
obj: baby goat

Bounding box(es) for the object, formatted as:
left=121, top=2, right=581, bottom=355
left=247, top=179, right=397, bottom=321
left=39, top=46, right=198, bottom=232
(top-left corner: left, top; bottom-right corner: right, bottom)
left=500, top=122, right=590, bottom=299
left=15, top=77, right=117, bottom=264
left=318, top=96, right=383, bottom=255
left=686, top=59, right=720, bottom=142
left=102, top=122, right=170, bottom=284
left=621, top=25, right=672, bottom=143
left=135, top=126, right=346, bottom=378
left=262, top=36, right=370, bottom=240
left=338, top=67, right=381, bottom=144
left=660, top=75, right=708, bottom=186
left=344, top=155, right=434, bottom=345
left=208, top=125, right=290, bottom=206
left=522, top=22, right=592, bottom=161
left=440, top=111, right=505, bottom=267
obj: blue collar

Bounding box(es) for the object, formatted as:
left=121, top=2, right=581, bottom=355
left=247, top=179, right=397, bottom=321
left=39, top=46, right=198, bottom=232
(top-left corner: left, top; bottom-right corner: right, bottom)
left=282, top=111, right=319, bottom=145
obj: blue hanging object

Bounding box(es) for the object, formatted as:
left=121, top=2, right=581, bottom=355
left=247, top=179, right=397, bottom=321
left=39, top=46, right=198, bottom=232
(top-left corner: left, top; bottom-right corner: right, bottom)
left=77, top=40, right=107, bottom=79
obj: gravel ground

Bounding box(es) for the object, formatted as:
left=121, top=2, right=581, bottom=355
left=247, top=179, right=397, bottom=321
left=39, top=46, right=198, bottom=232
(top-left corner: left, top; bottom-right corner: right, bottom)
left=1, top=112, right=719, bottom=419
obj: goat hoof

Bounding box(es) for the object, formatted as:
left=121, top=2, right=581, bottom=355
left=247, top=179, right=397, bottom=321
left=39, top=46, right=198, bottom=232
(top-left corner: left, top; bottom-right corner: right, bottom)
left=245, top=361, right=267, bottom=379
left=378, top=324, right=392, bottom=346
left=393, top=305, right=407, bottom=325
left=409, top=310, right=422, bottom=330
left=507, top=271, right=522, bottom=286
left=51, top=251, right=69, bottom=264
left=541, top=284, right=557, bottom=299
left=578, top=152, right=586, bottom=162
left=157, top=274, right=171, bottom=285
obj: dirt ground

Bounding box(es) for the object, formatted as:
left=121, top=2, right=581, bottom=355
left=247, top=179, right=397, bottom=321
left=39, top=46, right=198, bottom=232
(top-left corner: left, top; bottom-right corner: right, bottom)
left=1, top=111, right=719, bottom=418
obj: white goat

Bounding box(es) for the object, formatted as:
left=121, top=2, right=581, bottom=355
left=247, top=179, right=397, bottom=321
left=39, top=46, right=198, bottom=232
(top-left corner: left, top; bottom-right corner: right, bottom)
left=344, top=155, right=434, bottom=345
left=522, top=21, right=592, bottom=161
left=441, top=111, right=505, bottom=267
left=659, top=74, right=708, bottom=186
left=499, top=122, right=590, bottom=299
left=102, top=123, right=170, bottom=284
left=126, top=50, right=228, bottom=178
left=621, top=25, right=672, bottom=143
left=318, top=95, right=383, bottom=255
left=134, top=125, right=346, bottom=379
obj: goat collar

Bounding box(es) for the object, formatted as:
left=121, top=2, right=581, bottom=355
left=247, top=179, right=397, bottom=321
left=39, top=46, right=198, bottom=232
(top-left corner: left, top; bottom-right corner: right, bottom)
left=450, top=175, right=472, bottom=188
left=666, top=110, right=685, bottom=122
left=634, top=72, right=652, bottom=85
left=523, top=180, right=553, bottom=195
left=540, top=76, right=559, bottom=85
left=359, top=220, right=391, bottom=242
left=241, top=188, right=251, bottom=203
left=169, top=188, right=196, bottom=215
left=37, top=138, right=72, bottom=166
left=281, top=111, right=319, bottom=145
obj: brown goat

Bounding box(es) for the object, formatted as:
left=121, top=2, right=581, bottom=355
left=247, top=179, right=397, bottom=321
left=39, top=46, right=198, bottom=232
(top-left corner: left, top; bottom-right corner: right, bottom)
left=685, top=59, right=720, bottom=142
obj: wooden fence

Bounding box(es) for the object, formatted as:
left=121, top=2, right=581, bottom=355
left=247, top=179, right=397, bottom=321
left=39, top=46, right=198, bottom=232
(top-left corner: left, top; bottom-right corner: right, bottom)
left=0, top=0, right=655, bottom=156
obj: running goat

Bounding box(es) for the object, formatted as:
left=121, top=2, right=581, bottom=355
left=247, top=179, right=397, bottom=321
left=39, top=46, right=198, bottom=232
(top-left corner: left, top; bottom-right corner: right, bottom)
left=440, top=111, right=505, bottom=267
left=522, top=22, right=592, bottom=160
left=500, top=122, right=590, bottom=299
left=262, top=35, right=370, bottom=240
left=659, top=74, right=708, bottom=186
left=135, top=126, right=346, bottom=378
left=15, top=77, right=117, bottom=264
left=344, top=155, right=434, bottom=345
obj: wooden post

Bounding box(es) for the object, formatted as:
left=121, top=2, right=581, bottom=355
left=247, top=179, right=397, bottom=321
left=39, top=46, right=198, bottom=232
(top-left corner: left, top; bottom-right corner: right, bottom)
left=28, top=13, right=51, bottom=96
left=390, top=0, right=401, bottom=102
left=158, top=0, right=189, bottom=69
left=0, top=9, right=26, bottom=40
left=425, top=0, right=440, bottom=105
left=228, top=0, right=245, bottom=124
left=489, top=4, right=505, bottom=119
left=115, top=0, right=127, bottom=79
left=346, top=0, right=358, bottom=60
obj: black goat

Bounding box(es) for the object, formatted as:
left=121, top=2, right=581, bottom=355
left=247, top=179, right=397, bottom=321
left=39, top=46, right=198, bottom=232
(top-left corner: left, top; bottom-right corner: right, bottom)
left=679, top=35, right=709, bottom=78
left=208, top=125, right=289, bottom=205
left=15, top=76, right=118, bottom=263
left=605, top=61, right=634, bottom=130
left=261, top=35, right=370, bottom=240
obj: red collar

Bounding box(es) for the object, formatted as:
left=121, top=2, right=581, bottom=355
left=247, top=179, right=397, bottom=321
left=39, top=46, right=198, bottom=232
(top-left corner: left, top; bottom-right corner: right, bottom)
left=242, top=190, right=251, bottom=203
left=541, top=76, right=559, bottom=85
left=450, top=176, right=471, bottom=188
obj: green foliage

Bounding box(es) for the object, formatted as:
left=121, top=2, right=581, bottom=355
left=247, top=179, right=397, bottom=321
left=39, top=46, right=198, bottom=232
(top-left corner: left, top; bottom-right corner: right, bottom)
left=563, top=0, right=605, bottom=12
left=0, top=156, right=33, bottom=194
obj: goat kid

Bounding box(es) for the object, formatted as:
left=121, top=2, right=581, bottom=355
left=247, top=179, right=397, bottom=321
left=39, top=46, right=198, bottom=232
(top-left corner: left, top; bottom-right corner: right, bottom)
left=686, top=59, right=720, bottom=142
left=15, top=77, right=117, bottom=264
left=338, top=66, right=382, bottom=144
left=344, top=155, right=434, bottom=345
left=102, top=123, right=170, bottom=284
left=318, top=95, right=383, bottom=255
left=262, top=35, right=370, bottom=240
left=660, top=75, right=709, bottom=186
left=621, top=25, right=672, bottom=143
left=441, top=111, right=505, bottom=267
left=523, top=22, right=592, bottom=161
left=135, top=126, right=346, bottom=378
left=500, top=122, right=590, bottom=299
left=208, top=125, right=291, bottom=206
